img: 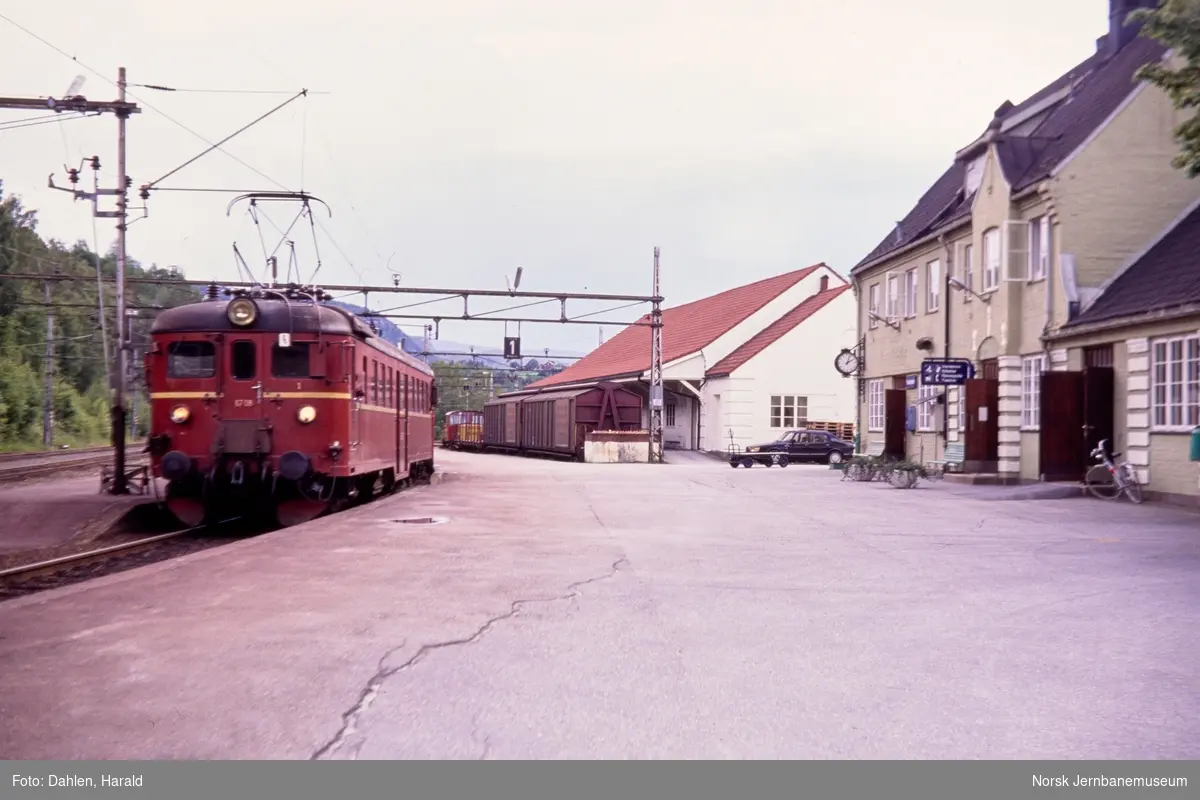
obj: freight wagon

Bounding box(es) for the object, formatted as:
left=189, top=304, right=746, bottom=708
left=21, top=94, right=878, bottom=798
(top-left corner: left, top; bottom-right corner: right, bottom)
left=480, top=382, right=644, bottom=461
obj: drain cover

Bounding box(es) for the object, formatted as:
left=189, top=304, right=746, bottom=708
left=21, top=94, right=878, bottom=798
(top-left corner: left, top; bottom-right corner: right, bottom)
left=392, top=516, right=448, bottom=525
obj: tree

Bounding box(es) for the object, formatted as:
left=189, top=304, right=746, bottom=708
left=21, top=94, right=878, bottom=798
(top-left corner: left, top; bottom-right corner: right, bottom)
left=1134, top=0, right=1200, bottom=177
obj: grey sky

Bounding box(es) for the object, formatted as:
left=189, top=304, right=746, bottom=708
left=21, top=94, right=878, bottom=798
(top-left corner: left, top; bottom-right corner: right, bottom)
left=0, top=1, right=1110, bottom=353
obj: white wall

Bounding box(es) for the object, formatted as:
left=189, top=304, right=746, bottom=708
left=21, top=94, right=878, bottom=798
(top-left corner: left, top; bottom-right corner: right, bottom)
left=699, top=290, right=858, bottom=450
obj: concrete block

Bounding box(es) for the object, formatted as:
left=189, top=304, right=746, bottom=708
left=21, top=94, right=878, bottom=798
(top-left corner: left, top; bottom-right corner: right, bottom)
left=998, top=459, right=1021, bottom=473
left=998, top=429, right=1022, bottom=444
left=1126, top=392, right=1149, bottom=411
left=998, top=384, right=1022, bottom=399
left=1126, top=337, right=1149, bottom=354
left=999, top=369, right=1022, bottom=384
left=997, top=355, right=1021, bottom=369
left=1127, top=374, right=1150, bottom=393
left=1127, top=355, right=1150, bottom=374
left=998, top=413, right=1022, bottom=429
left=1137, top=468, right=1150, bottom=485
left=1127, top=430, right=1150, bottom=448
left=1127, top=412, right=1150, bottom=429
left=1127, top=449, right=1150, bottom=467
left=998, top=444, right=1021, bottom=459
left=998, top=398, right=1022, bottom=414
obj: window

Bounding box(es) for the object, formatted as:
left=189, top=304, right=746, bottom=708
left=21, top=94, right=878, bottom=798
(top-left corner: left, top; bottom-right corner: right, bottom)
left=665, top=403, right=677, bottom=427
left=769, top=395, right=808, bottom=428
left=1028, top=216, right=1051, bottom=280
left=867, top=379, right=884, bottom=432
left=886, top=274, right=899, bottom=319
left=231, top=340, right=256, bottom=381
left=925, top=259, right=940, bottom=312
left=982, top=227, right=1000, bottom=290
left=272, top=342, right=311, bottom=378
left=903, top=268, right=918, bottom=318
left=868, top=283, right=880, bottom=328
left=917, top=384, right=940, bottom=430
left=167, top=341, right=216, bottom=378
left=1021, top=355, right=1047, bottom=428
left=962, top=243, right=974, bottom=302
left=1151, top=335, right=1200, bottom=429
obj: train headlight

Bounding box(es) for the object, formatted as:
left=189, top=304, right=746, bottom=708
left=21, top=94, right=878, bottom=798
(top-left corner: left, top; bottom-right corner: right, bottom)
left=227, top=297, right=258, bottom=327
left=297, top=405, right=317, bottom=424
left=170, top=405, right=191, bottom=424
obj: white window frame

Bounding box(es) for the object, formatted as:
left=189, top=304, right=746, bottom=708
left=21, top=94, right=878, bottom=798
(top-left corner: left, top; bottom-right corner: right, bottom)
left=867, top=380, right=884, bottom=432
left=1028, top=215, right=1044, bottom=281
left=665, top=403, right=677, bottom=427
left=903, top=267, right=918, bottom=318
left=1151, top=334, right=1200, bottom=430
left=982, top=227, right=1000, bottom=290
left=868, top=283, right=880, bottom=328
left=1020, top=354, right=1047, bottom=429
left=925, top=259, right=940, bottom=313
left=917, top=384, right=940, bottom=431
left=770, top=395, right=808, bottom=429
left=886, top=275, right=899, bottom=319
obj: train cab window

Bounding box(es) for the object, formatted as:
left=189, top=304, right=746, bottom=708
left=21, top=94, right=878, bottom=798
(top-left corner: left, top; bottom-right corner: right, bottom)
left=272, top=342, right=311, bottom=378
left=167, top=341, right=215, bottom=378
left=231, top=340, right=256, bottom=380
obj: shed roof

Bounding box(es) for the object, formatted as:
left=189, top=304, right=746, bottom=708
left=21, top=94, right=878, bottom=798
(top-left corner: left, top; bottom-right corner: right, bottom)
left=525, top=265, right=828, bottom=389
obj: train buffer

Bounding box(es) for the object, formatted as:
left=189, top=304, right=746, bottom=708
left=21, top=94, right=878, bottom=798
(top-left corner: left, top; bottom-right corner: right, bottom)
left=100, top=463, right=152, bottom=496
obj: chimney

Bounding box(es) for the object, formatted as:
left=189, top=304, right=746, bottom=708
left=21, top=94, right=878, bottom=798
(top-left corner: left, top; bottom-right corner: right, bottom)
left=819, top=274, right=829, bottom=293
left=1107, top=0, right=1154, bottom=57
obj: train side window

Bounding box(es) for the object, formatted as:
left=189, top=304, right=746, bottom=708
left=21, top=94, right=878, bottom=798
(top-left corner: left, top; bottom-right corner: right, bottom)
left=272, top=342, right=311, bottom=378
left=387, top=367, right=394, bottom=408
left=372, top=361, right=379, bottom=404
left=231, top=340, right=256, bottom=380
left=167, top=341, right=215, bottom=378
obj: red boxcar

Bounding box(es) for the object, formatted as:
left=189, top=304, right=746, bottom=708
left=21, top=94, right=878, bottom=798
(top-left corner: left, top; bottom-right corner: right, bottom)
left=482, top=382, right=643, bottom=460
left=144, top=288, right=437, bottom=527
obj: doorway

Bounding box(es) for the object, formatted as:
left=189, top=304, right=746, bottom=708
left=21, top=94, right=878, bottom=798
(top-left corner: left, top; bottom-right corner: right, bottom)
left=1039, top=362, right=1115, bottom=482
left=963, top=374, right=999, bottom=472
left=884, top=389, right=906, bottom=459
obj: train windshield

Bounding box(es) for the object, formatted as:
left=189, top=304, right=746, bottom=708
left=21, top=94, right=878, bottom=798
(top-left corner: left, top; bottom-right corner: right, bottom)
left=167, top=341, right=216, bottom=378
left=272, top=342, right=312, bottom=378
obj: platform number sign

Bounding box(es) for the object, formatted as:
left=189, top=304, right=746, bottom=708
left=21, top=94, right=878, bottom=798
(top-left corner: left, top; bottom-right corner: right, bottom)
left=278, top=332, right=292, bottom=348
left=504, top=336, right=521, bottom=360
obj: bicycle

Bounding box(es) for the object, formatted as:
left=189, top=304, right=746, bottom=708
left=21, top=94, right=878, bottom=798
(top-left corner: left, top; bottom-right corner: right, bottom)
left=1083, top=438, right=1143, bottom=504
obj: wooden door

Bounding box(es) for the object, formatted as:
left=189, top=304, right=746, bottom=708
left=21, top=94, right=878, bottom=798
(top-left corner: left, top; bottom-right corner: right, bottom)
left=1083, top=366, right=1115, bottom=458
left=963, top=378, right=999, bottom=465
left=1039, top=371, right=1085, bottom=481
left=884, top=389, right=906, bottom=459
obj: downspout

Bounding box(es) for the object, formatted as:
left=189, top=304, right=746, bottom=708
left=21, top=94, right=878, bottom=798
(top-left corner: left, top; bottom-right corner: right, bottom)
left=851, top=271, right=863, bottom=453
left=938, top=233, right=952, bottom=459
left=1040, top=183, right=1055, bottom=354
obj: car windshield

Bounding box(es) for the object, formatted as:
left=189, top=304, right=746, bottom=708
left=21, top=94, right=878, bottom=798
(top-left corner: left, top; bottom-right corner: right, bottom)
left=777, top=432, right=795, bottom=442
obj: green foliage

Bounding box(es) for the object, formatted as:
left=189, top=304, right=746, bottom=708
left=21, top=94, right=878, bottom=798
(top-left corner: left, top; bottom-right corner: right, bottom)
left=1133, top=0, right=1200, bottom=177
left=0, top=180, right=197, bottom=451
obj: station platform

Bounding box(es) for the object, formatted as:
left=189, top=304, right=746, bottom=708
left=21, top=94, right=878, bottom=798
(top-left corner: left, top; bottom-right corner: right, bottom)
left=2, top=448, right=1198, bottom=759
left=0, top=473, right=155, bottom=559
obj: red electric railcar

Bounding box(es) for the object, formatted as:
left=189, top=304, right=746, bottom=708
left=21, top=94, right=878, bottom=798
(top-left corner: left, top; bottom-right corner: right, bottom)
left=144, top=287, right=437, bottom=527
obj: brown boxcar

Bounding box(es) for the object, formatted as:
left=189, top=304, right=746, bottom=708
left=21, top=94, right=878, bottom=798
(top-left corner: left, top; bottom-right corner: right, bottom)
left=482, top=382, right=643, bottom=460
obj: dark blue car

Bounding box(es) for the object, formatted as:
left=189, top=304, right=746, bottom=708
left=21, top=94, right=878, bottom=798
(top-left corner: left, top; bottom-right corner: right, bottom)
left=730, top=429, right=854, bottom=468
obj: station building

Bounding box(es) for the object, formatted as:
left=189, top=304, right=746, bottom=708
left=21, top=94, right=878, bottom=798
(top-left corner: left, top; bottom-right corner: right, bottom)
left=525, top=263, right=857, bottom=453
left=848, top=0, right=1200, bottom=490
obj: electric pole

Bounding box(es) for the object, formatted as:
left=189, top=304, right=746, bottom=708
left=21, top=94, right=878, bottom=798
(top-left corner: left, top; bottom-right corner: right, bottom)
left=649, top=247, right=664, bottom=464
left=0, top=68, right=142, bottom=492
left=42, top=276, right=55, bottom=448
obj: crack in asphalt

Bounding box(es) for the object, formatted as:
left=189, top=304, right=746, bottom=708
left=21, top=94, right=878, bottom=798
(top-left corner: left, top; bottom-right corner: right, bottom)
left=310, top=557, right=629, bottom=760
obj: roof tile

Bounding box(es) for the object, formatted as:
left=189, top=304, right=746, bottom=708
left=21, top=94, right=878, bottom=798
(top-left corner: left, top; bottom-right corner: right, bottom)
left=526, top=265, right=826, bottom=389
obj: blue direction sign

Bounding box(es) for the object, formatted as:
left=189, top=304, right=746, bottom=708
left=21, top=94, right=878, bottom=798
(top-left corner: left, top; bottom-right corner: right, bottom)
left=921, top=358, right=975, bottom=386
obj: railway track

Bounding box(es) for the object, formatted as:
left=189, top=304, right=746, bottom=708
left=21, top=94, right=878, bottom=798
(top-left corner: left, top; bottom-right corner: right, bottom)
left=0, top=446, right=147, bottom=483
left=0, top=471, right=438, bottom=602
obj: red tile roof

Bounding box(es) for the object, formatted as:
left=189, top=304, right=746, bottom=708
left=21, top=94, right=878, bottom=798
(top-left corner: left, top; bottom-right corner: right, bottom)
left=705, top=283, right=852, bottom=378
left=526, top=264, right=826, bottom=389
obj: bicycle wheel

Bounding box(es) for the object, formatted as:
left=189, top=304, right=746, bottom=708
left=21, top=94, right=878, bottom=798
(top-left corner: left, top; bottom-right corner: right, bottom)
left=1084, top=463, right=1122, bottom=500
left=1119, top=463, right=1144, bottom=504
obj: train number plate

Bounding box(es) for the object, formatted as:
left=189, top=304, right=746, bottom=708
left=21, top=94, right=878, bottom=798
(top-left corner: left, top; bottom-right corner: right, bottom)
left=233, top=399, right=255, bottom=408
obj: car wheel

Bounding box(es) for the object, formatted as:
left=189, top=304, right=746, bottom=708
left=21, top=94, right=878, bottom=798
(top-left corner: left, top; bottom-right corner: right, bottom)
left=777, top=455, right=789, bottom=468
left=741, top=457, right=754, bottom=468
left=827, top=450, right=844, bottom=465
